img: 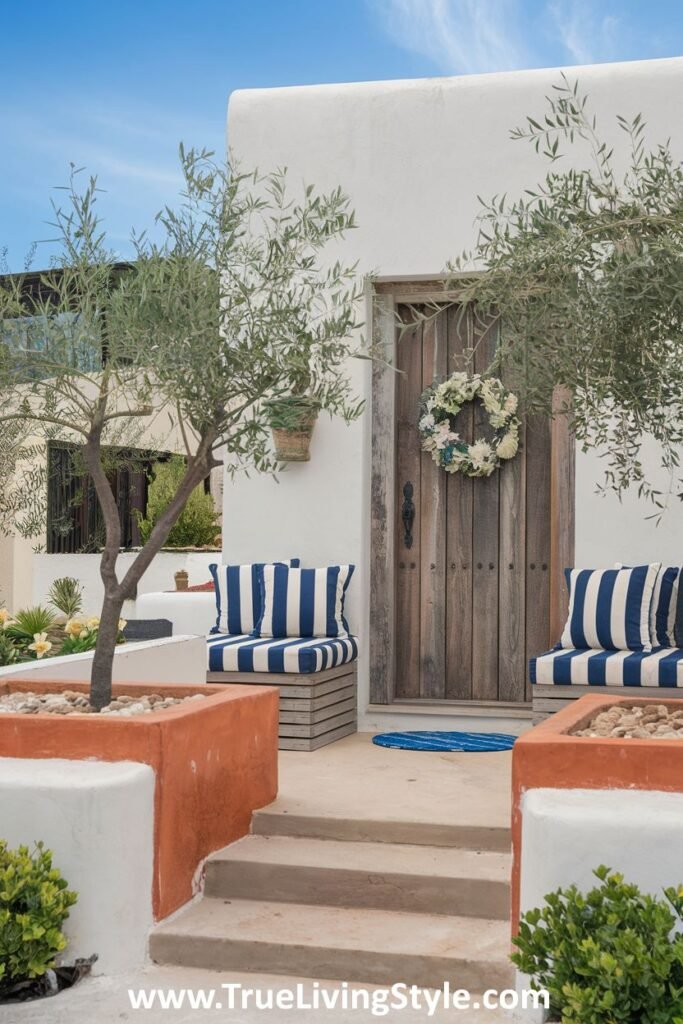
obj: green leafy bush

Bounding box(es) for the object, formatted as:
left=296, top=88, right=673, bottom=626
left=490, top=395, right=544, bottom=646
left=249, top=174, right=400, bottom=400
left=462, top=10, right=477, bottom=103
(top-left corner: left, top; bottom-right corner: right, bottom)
left=136, top=457, right=219, bottom=548
left=0, top=841, right=77, bottom=991
left=512, top=866, right=683, bottom=1023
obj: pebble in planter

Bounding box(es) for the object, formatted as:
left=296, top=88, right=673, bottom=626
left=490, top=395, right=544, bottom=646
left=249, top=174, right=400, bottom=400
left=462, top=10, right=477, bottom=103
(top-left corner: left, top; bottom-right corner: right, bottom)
left=575, top=702, right=683, bottom=739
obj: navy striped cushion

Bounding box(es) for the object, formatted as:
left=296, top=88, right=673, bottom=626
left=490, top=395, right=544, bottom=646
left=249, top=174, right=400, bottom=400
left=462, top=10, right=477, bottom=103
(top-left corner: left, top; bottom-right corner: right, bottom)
left=560, top=565, right=660, bottom=652
left=531, top=646, right=683, bottom=688
left=207, top=632, right=358, bottom=674
left=255, top=564, right=354, bottom=638
left=616, top=563, right=680, bottom=648
left=209, top=560, right=300, bottom=635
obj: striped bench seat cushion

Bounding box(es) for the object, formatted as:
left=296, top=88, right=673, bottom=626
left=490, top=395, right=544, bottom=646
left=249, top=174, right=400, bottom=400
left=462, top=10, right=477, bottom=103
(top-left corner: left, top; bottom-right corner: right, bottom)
left=207, top=633, right=358, bottom=674
left=531, top=647, right=683, bottom=688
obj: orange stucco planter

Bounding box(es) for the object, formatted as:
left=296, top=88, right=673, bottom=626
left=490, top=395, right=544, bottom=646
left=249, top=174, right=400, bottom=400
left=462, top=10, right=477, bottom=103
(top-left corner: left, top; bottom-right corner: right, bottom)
left=0, top=679, right=278, bottom=920
left=511, top=693, right=683, bottom=931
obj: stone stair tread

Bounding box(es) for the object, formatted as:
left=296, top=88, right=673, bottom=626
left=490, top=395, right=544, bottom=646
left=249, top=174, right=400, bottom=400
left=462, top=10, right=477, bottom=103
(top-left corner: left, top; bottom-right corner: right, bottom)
left=209, top=834, right=511, bottom=880
left=251, top=807, right=511, bottom=851
left=153, top=897, right=510, bottom=962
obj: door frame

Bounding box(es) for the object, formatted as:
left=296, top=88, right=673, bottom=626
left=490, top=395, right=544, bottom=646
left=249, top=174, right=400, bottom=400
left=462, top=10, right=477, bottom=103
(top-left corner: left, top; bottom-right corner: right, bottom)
left=369, top=279, right=575, bottom=706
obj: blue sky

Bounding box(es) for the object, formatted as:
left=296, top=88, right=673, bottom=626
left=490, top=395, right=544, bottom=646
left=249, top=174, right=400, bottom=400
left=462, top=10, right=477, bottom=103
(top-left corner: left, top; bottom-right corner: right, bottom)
left=1, top=0, right=682, bottom=268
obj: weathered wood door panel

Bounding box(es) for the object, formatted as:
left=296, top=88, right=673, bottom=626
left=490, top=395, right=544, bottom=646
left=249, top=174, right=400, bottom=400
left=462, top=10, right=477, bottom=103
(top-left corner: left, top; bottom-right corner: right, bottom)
left=393, top=303, right=553, bottom=705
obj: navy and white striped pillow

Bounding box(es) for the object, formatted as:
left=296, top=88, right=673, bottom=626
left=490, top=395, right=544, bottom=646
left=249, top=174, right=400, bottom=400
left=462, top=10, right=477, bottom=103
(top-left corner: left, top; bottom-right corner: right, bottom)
left=616, top=563, right=680, bottom=648
left=560, top=564, right=660, bottom=652
left=254, top=564, right=355, bottom=639
left=209, top=560, right=300, bottom=635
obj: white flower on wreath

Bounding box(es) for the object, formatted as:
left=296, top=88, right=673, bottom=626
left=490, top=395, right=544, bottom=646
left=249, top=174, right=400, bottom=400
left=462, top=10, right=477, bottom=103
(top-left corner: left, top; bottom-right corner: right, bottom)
left=479, top=379, right=502, bottom=415
left=419, top=413, right=435, bottom=432
left=469, top=440, right=494, bottom=469
left=433, top=421, right=455, bottom=450
left=504, top=393, right=518, bottom=415
left=497, top=430, right=519, bottom=460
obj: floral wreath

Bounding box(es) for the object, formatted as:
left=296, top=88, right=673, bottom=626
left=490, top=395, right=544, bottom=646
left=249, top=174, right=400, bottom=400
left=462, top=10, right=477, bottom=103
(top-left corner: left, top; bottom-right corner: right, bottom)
left=418, top=372, right=520, bottom=478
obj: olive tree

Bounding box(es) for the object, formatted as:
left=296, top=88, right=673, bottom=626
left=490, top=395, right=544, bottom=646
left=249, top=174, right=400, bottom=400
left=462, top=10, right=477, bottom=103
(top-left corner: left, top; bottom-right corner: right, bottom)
left=0, top=148, right=364, bottom=708
left=445, top=77, right=683, bottom=513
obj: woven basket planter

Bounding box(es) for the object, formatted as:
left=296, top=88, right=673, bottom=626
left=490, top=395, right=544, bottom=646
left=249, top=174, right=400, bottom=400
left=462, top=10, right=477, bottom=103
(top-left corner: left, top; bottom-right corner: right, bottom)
left=266, top=397, right=319, bottom=462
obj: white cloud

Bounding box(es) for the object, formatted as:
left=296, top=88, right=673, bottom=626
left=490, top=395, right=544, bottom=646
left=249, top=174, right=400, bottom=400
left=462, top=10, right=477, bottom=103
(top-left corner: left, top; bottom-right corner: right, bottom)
left=372, top=0, right=531, bottom=74
left=371, top=0, right=624, bottom=74
left=547, top=1, right=621, bottom=65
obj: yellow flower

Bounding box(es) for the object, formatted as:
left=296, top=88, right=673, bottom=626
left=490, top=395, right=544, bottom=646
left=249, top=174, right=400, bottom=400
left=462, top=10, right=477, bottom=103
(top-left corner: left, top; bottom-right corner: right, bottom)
left=79, top=629, right=90, bottom=639
left=64, top=619, right=85, bottom=636
left=0, top=608, right=10, bottom=626
left=86, top=616, right=100, bottom=630
left=28, top=632, right=52, bottom=659
left=118, top=619, right=127, bottom=632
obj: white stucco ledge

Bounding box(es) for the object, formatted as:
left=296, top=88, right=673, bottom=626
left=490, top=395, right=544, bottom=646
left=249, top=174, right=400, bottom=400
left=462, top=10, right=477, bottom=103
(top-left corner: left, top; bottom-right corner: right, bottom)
left=514, top=787, right=683, bottom=1021
left=520, top=787, right=683, bottom=915
left=135, top=592, right=216, bottom=637
left=0, top=757, right=155, bottom=975
left=0, top=634, right=207, bottom=685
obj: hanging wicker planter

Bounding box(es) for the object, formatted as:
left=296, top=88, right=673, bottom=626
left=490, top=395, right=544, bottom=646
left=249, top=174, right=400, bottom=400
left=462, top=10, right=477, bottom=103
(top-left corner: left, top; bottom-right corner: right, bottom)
left=265, top=396, right=320, bottom=463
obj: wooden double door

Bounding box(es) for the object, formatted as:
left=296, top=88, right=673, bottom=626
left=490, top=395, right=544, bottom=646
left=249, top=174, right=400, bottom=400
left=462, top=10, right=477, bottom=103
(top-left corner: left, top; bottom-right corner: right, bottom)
left=392, top=303, right=554, bottom=705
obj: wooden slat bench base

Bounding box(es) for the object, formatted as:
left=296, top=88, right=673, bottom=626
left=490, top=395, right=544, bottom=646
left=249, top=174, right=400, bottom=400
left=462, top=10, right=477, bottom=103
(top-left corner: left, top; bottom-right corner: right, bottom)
left=206, top=664, right=358, bottom=751
left=532, top=683, right=681, bottom=724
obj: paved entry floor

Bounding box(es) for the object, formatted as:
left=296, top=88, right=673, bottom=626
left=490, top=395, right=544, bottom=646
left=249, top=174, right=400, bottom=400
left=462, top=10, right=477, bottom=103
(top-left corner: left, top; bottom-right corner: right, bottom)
left=269, top=731, right=512, bottom=837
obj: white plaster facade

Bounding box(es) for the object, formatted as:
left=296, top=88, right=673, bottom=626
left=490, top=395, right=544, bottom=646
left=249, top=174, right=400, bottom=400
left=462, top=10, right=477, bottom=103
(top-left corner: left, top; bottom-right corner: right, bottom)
left=226, top=57, right=683, bottom=731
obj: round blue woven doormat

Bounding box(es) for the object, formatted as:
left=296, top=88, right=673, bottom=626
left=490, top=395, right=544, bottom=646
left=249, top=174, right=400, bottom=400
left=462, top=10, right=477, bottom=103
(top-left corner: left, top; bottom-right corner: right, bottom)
left=372, top=731, right=517, bottom=752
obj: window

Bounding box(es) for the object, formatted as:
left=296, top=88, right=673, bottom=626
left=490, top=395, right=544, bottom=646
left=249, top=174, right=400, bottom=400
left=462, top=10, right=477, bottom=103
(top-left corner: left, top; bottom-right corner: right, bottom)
left=46, top=442, right=171, bottom=553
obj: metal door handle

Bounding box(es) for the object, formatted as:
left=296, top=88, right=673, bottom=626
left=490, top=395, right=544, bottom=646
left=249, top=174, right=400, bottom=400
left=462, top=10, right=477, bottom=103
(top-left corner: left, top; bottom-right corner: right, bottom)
left=402, top=482, right=415, bottom=549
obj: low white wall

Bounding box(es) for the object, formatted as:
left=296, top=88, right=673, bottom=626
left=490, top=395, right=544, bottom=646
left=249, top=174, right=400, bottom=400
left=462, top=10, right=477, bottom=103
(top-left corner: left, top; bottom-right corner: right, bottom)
left=516, top=786, right=683, bottom=1021
left=520, top=787, right=683, bottom=914
left=0, top=635, right=207, bottom=686
left=135, top=592, right=217, bottom=637
left=31, top=551, right=221, bottom=614
left=0, top=757, right=154, bottom=974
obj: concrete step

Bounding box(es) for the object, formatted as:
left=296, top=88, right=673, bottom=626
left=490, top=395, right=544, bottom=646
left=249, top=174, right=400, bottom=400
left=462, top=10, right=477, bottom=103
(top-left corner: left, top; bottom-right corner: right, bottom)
left=204, top=835, right=510, bottom=919
left=252, top=804, right=511, bottom=853
left=150, top=897, right=513, bottom=990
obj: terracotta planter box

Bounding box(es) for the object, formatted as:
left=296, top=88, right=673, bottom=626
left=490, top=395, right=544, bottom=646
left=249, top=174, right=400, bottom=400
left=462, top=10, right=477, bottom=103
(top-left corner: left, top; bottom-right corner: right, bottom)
left=512, top=693, right=683, bottom=930
left=0, top=680, right=278, bottom=919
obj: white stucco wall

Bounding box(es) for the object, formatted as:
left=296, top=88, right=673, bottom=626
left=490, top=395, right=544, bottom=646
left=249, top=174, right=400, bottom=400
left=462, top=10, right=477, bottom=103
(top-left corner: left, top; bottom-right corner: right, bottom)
left=31, top=550, right=221, bottom=614
left=0, top=757, right=154, bottom=974
left=226, top=58, right=683, bottom=728
left=0, top=635, right=207, bottom=685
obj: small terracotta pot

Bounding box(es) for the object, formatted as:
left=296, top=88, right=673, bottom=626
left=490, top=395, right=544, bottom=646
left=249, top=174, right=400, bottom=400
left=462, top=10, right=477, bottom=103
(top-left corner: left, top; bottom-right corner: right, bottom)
left=174, top=569, right=189, bottom=591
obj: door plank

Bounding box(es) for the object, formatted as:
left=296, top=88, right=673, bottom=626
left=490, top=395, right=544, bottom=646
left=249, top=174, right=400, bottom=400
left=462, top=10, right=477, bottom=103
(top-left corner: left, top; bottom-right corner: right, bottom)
left=394, top=306, right=423, bottom=699
left=498, top=417, right=526, bottom=703
left=524, top=415, right=552, bottom=700
left=445, top=305, right=474, bottom=700
left=471, top=314, right=500, bottom=702
left=419, top=308, right=448, bottom=699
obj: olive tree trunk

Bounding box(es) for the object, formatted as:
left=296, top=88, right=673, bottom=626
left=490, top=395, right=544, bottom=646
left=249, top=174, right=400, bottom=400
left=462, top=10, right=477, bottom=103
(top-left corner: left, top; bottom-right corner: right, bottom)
left=84, top=425, right=217, bottom=711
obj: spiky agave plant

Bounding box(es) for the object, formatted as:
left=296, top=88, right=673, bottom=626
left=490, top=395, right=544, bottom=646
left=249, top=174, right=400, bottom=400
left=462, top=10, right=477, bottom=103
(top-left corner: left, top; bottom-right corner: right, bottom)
left=47, top=577, right=84, bottom=620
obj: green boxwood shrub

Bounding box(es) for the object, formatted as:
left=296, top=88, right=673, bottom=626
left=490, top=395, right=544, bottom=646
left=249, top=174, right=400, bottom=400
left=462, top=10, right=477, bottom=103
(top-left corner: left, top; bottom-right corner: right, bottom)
left=512, top=865, right=683, bottom=1023
left=136, top=457, right=220, bottom=548
left=0, top=841, right=77, bottom=992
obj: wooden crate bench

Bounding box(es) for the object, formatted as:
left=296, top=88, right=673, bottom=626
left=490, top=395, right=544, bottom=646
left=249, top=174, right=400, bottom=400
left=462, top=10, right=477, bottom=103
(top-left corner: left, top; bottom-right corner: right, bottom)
left=530, top=646, right=683, bottom=724
left=207, top=663, right=358, bottom=751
